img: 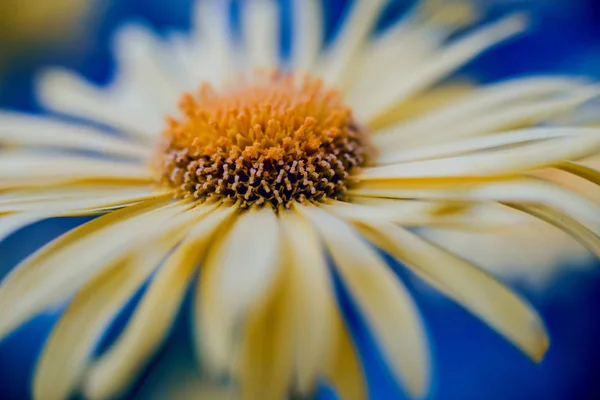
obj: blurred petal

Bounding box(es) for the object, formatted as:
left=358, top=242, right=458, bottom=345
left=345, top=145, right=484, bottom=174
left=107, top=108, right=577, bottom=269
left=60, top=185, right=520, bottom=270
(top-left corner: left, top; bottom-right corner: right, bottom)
left=198, top=207, right=281, bottom=373
left=279, top=210, right=336, bottom=393
left=242, top=0, right=280, bottom=71
left=299, top=205, right=430, bottom=398
left=355, top=220, right=549, bottom=361
left=83, top=206, right=232, bottom=400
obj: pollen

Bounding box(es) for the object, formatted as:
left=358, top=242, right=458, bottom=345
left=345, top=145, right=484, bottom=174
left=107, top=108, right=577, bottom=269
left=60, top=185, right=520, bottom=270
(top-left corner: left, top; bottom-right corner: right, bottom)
left=155, top=72, right=373, bottom=209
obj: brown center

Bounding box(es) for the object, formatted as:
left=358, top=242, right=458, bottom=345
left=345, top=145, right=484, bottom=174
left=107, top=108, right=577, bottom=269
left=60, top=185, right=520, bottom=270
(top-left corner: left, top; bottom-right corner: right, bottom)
left=155, top=72, right=373, bottom=209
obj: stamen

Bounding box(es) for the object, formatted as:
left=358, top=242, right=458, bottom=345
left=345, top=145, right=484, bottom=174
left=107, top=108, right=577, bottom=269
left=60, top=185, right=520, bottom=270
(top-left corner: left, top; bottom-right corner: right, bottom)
left=155, top=72, right=374, bottom=209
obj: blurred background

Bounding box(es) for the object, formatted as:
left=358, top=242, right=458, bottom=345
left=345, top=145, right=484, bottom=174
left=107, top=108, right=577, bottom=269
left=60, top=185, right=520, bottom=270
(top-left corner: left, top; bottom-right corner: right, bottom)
left=0, top=0, right=599, bottom=399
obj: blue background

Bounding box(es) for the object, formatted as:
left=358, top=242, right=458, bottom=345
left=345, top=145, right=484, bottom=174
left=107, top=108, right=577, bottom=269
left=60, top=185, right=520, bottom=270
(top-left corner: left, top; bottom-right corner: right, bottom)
left=1, top=1, right=599, bottom=399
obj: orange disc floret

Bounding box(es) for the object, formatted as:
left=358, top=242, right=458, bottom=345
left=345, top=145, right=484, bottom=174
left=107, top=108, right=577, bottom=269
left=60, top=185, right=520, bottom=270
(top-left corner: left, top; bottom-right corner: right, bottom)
left=156, top=72, right=373, bottom=209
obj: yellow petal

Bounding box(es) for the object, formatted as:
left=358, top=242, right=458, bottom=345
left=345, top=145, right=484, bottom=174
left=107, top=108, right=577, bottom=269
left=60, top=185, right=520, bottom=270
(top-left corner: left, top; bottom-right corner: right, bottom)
left=242, top=0, right=279, bottom=71
left=36, top=68, right=165, bottom=141
left=290, top=0, right=322, bottom=72
left=505, top=203, right=600, bottom=258
left=0, top=111, right=149, bottom=159
left=360, top=130, right=600, bottom=180
left=83, top=206, right=232, bottom=400
left=0, top=187, right=164, bottom=213
left=325, top=199, right=526, bottom=230
left=374, top=76, right=584, bottom=138
left=556, top=160, right=600, bottom=186
left=375, top=87, right=600, bottom=155
left=198, top=207, right=281, bottom=373
left=299, top=204, right=430, bottom=399
left=0, top=197, right=176, bottom=341
left=317, top=0, right=388, bottom=87
left=33, top=242, right=177, bottom=400
left=0, top=152, right=151, bottom=189
left=279, top=210, right=336, bottom=393
left=362, top=13, right=528, bottom=121
left=238, top=263, right=294, bottom=400
left=355, top=220, right=549, bottom=361
left=377, top=126, right=600, bottom=165
left=352, top=178, right=600, bottom=234
left=324, top=307, right=366, bottom=400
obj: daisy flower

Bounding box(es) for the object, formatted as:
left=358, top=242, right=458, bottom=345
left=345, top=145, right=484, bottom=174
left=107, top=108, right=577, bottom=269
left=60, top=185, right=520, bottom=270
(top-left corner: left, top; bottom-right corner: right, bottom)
left=1, top=0, right=600, bottom=399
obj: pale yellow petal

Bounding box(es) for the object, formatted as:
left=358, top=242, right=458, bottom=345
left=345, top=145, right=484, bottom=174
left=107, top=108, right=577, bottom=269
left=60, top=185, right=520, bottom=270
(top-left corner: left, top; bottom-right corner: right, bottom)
left=0, top=197, right=178, bottom=341
left=111, top=23, right=183, bottom=111
left=290, top=0, right=322, bottom=72
left=373, top=76, right=584, bottom=137
left=355, top=220, right=548, bottom=361
left=377, top=126, right=600, bottom=165
left=324, top=307, right=366, bottom=400
left=325, top=199, right=526, bottom=230
left=237, top=263, right=293, bottom=400
left=362, top=13, right=528, bottom=121
left=317, top=0, right=388, bottom=87
left=0, top=152, right=151, bottom=189
left=299, top=205, right=430, bottom=398
left=242, top=0, right=279, bottom=71
left=504, top=203, right=600, bottom=258
left=351, top=178, right=600, bottom=233
left=556, top=160, right=600, bottom=186
left=83, top=206, right=233, bottom=400
left=0, top=185, right=156, bottom=206
left=0, top=187, right=164, bottom=213
left=375, top=81, right=594, bottom=150
left=367, top=83, right=475, bottom=132
left=360, top=130, right=600, bottom=180
left=36, top=68, right=164, bottom=140
left=279, top=211, right=336, bottom=393
left=191, top=0, right=239, bottom=84
left=0, top=111, right=150, bottom=159
left=198, top=207, right=281, bottom=373
left=33, top=243, right=176, bottom=400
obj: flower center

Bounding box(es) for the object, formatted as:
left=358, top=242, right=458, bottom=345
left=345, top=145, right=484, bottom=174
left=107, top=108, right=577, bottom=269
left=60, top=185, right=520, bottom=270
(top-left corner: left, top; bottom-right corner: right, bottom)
left=156, top=72, right=373, bottom=209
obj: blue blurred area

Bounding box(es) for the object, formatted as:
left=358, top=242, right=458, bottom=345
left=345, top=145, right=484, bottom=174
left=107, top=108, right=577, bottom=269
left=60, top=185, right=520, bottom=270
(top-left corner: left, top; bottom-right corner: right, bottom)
left=0, top=1, right=600, bottom=399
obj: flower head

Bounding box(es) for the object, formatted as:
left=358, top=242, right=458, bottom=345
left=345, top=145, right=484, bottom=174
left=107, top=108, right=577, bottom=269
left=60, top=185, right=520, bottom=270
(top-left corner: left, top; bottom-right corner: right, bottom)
left=1, top=0, right=600, bottom=399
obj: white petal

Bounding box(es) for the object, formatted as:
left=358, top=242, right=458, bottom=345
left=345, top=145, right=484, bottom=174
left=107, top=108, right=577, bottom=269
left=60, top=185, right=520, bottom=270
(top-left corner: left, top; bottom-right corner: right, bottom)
left=0, top=185, right=156, bottom=206
left=112, top=24, right=183, bottom=108
left=347, top=0, right=479, bottom=111
left=33, top=242, right=177, bottom=400
left=290, top=0, right=323, bottom=72
left=422, top=221, right=593, bottom=290
left=354, top=220, right=548, bottom=361
left=0, top=111, right=149, bottom=159
left=375, top=86, right=600, bottom=155
left=36, top=69, right=164, bottom=141
left=0, top=199, right=184, bottom=341
left=324, top=310, right=366, bottom=400
left=298, top=204, right=430, bottom=398
left=242, top=0, right=280, bottom=71
left=374, top=76, right=585, bottom=139
left=377, top=126, right=600, bottom=165
left=191, top=0, right=239, bottom=85
left=361, top=13, right=528, bottom=121
left=0, top=187, right=162, bottom=213
left=360, top=130, right=600, bottom=180
left=279, top=211, right=336, bottom=393
left=351, top=178, right=600, bottom=233
left=505, top=203, right=600, bottom=258
left=83, top=206, right=233, bottom=400
left=317, top=0, right=389, bottom=88
left=198, top=207, right=282, bottom=373
left=324, top=199, right=526, bottom=229
left=237, top=264, right=293, bottom=400
left=0, top=152, right=151, bottom=188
